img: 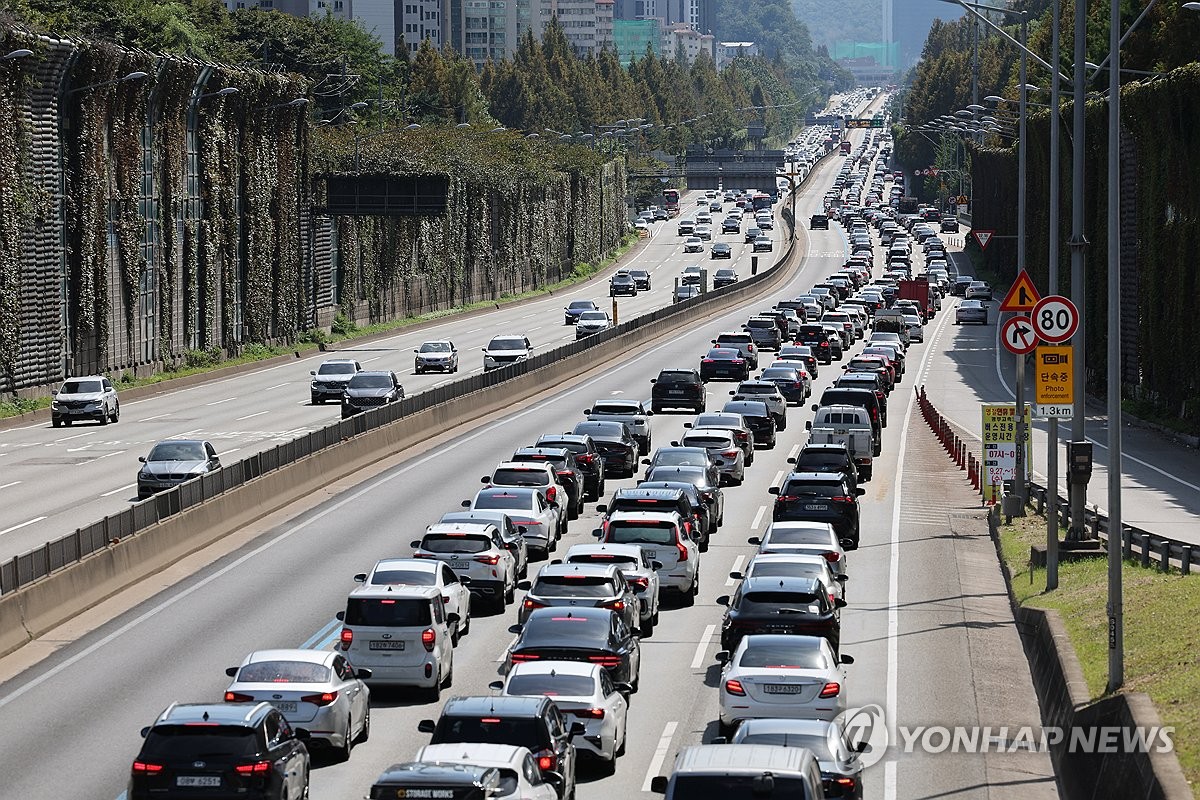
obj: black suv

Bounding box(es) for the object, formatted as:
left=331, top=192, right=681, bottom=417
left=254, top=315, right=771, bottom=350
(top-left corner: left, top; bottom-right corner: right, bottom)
left=129, top=702, right=310, bottom=800
left=790, top=443, right=861, bottom=489
left=768, top=471, right=864, bottom=548
left=815, top=387, right=884, bottom=455
left=341, top=370, right=405, bottom=418
left=610, top=272, right=637, bottom=297
left=418, top=696, right=583, bottom=798
left=717, top=575, right=844, bottom=653
left=651, top=369, right=705, bottom=413
left=511, top=447, right=586, bottom=519
left=796, top=325, right=834, bottom=364
left=810, top=213, right=830, bottom=230
left=600, top=487, right=702, bottom=541
left=536, top=434, right=606, bottom=500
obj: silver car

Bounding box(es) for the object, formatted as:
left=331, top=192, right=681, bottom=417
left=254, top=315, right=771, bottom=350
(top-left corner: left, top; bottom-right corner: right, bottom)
left=310, top=359, right=362, bottom=404
left=137, top=439, right=221, bottom=499
left=561, top=542, right=662, bottom=635
left=223, top=648, right=370, bottom=761
left=51, top=375, right=119, bottom=427
left=414, top=340, right=459, bottom=374
left=680, top=428, right=746, bottom=485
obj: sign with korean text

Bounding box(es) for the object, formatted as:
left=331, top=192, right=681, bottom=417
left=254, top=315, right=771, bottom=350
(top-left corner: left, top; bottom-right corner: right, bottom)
left=1035, top=345, right=1074, bottom=416
left=981, top=403, right=1032, bottom=503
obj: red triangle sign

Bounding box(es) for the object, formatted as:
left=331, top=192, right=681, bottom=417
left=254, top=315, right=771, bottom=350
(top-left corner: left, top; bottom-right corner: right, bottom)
left=999, top=269, right=1042, bottom=312
left=972, top=229, right=995, bottom=250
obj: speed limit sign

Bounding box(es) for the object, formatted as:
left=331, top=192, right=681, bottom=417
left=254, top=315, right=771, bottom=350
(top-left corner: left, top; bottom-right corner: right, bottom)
left=1031, top=295, right=1079, bottom=343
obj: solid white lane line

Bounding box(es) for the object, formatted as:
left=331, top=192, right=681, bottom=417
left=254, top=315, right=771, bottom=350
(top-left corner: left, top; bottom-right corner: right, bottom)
left=263, top=383, right=290, bottom=391
left=0, top=481, right=20, bottom=490
left=235, top=411, right=270, bottom=421
left=771, top=470, right=785, bottom=488
left=751, top=505, right=767, bottom=531
left=100, top=483, right=137, bottom=498
left=0, top=516, right=46, bottom=536
left=690, top=624, right=717, bottom=669
left=52, top=430, right=99, bottom=444
left=642, top=721, right=679, bottom=792
left=138, top=413, right=170, bottom=422
left=725, top=555, right=745, bottom=587
left=204, top=397, right=236, bottom=406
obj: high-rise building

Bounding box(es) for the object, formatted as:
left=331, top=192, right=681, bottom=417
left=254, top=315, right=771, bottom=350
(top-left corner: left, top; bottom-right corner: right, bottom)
left=613, top=17, right=661, bottom=65
left=534, top=0, right=615, bottom=56
left=396, top=0, right=443, bottom=54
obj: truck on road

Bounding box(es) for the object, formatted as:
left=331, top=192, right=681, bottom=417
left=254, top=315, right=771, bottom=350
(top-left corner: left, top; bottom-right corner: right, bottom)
left=805, top=404, right=875, bottom=480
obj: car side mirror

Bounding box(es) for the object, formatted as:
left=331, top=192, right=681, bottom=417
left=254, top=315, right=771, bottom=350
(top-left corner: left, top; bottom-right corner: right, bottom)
left=728, top=390, right=736, bottom=396
left=650, top=776, right=669, bottom=794
left=840, top=654, right=855, bottom=665
left=683, top=422, right=692, bottom=428
left=508, top=623, right=524, bottom=634
left=517, top=580, right=532, bottom=590
left=748, top=536, right=762, bottom=545
left=335, top=611, right=345, bottom=621
left=714, top=650, right=729, bottom=664
left=489, top=680, right=504, bottom=691
left=569, top=722, right=586, bottom=737
left=309, top=370, right=316, bottom=376
left=225, top=666, right=238, bottom=677
left=293, top=728, right=311, bottom=741
left=417, top=719, right=437, bottom=734
left=836, top=598, right=848, bottom=609
left=840, top=538, right=856, bottom=550
left=856, top=487, right=866, bottom=496
left=446, top=613, right=461, bottom=625
left=138, top=456, right=147, bottom=463
left=481, top=475, right=490, bottom=483
left=711, top=735, right=728, bottom=744
left=461, top=500, right=471, bottom=508
left=690, top=532, right=704, bottom=542
left=670, top=441, right=679, bottom=448
left=410, top=540, right=421, bottom=548
left=595, top=504, right=607, bottom=513
left=652, top=560, right=663, bottom=570
left=140, top=726, right=151, bottom=738
left=805, top=421, right=812, bottom=431
left=728, top=571, right=743, bottom=580
left=640, top=458, right=650, bottom=466
left=786, top=457, right=796, bottom=464
left=767, top=487, right=779, bottom=495
left=649, top=378, right=657, bottom=384
left=583, top=408, right=591, bottom=415
left=716, top=595, right=730, bottom=606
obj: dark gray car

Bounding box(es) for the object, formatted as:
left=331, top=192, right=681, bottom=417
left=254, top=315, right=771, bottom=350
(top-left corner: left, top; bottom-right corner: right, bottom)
left=137, top=439, right=221, bottom=499
left=341, top=371, right=405, bottom=418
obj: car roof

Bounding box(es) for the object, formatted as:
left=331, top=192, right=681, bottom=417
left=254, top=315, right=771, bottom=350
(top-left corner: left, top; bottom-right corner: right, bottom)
left=155, top=702, right=274, bottom=727
left=371, top=557, right=440, bottom=573
left=424, top=522, right=497, bottom=537
left=683, top=428, right=735, bottom=440
left=799, top=443, right=851, bottom=454
left=766, top=520, right=838, bottom=534
left=241, top=648, right=333, bottom=666
left=607, top=510, right=681, bottom=523
left=417, top=743, right=532, bottom=768
left=441, top=695, right=554, bottom=717
left=63, top=375, right=107, bottom=381
left=348, top=583, right=440, bottom=600
left=493, top=461, right=554, bottom=472
left=513, top=447, right=571, bottom=458
left=319, top=359, right=358, bottom=365
left=373, top=761, right=498, bottom=786
left=612, top=487, right=685, bottom=500
left=670, top=743, right=819, bottom=775
left=534, top=562, right=621, bottom=579
left=477, top=486, right=539, bottom=499
left=150, top=438, right=208, bottom=447
left=564, top=543, right=647, bottom=560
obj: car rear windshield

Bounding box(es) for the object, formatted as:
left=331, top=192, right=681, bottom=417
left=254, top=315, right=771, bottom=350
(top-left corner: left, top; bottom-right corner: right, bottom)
left=607, top=522, right=677, bottom=545
left=768, top=525, right=834, bottom=545
left=668, top=777, right=813, bottom=799
left=683, top=436, right=731, bottom=449
left=432, top=716, right=548, bottom=749
left=746, top=319, right=775, bottom=329
left=140, top=726, right=259, bottom=759
left=796, top=452, right=849, bottom=470
left=61, top=380, right=102, bottom=393
left=506, top=672, right=599, bottom=700
left=421, top=535, right=491, bottom=554
left=739, top=643, right=828, bottom=670
left=761, top=369, right=798, bottom=381
left=737, top=385, right=774, bottom=395
left=317, top=363, right=357, bottom=375
left=592, top=402, right=638, bottom=415
left=568, top=553, right=638, bottom=567
left=612, top=498, right=680, bottom=514
left=717, top=334, right=752, bottom=344
left=739, top=591, right=821, bottom=612
left=569, top=301, right=595, bottom=310
left=491, top=468, right=550, bottom=487
left=522, top=612, right=610, bottom=645
left=474, top=492, right=532, bottom=511
left=236, top=660, right=330, bottom=683
left=370, top=569, right=436, bottom=586
left=747, top=562, right=822, bottom=580
left=348, top=374, right=394, bottom=389
left=532, top=575, right=615, bottom=597
left=345, top=598, right=432, bottom=627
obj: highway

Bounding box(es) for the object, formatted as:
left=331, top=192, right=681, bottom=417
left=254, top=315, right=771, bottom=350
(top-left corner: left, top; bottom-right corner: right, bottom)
left=0, top=186, right=792, bottom=564
left=0, top=114, right=1058, bottom=800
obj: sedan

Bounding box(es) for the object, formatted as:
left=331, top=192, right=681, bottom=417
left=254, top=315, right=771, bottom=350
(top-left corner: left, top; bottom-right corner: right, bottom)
left=758, top=365, right=810, bottom=404
left=712, top=267, right=737, bottom=287
left=955, top=299, right=989, bottom=325
left=753, top=236, right=774, bottom=252
left=683, top=236, right=704, bottom=253
left=700, top=347, right=751, bottom=382
left=694, top=224, right=713, bottom=241
left=717, top=634, right=854, bottom=735
left=573, top=420, right=639, bottom=478
left=965, top=280, right=993, bottom=301
left=727, top=718, right=867, bottom=799
left=673, top=284, right=701, bottom=303
left=711, top=243, right=733, bottom=260
left=687, top=412, right=755, bottom=466
left=223, top=649, right=370, bottom=761
left=575, top=310, right=612, bottom=338
left=629, top=269, right=652, bottom=290
left=507, top=607, right=641, bottom=690
left=414, top=340, right=458, bottom=374
left=735, top=551, right=847, bottom=606
left=564, top=299, right=601, bottom=325
left=749, top=520, right=848, bottom=578
left=137, top=439, right=221, bottom=499
left=414, top=744, right=560, bottom=799
left=491, top=661, right=630, bottom=768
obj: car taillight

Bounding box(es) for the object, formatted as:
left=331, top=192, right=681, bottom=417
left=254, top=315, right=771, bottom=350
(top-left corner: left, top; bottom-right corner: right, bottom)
left=224, top=691, right=254, bottom=703
left=820, top=342, right=829, bottom=347
left=422, top=628, right=436, bottom=652
left=735, top=432, right=750, bottom=442
left=823, top=551, right=841, bottom=563
left=819, top=682, right=841, bottom=698
left=702, top=359, right=715, bottom=364
left=301, top=691, right=339, bottom=707
left=474, top=554, right=501, bottom=565
left=724, top=679, right=746, bottom=696
left=676, top=540, right=689, bottom=561
left=512, top=652, right=542, bottom=663
left=546, top=486, right=557, bottom=503
left=723, top=450, right=740, bottom=458
left=627, top=576, right=649, bottom=589
left=340, top=628, right=353, bottom=650
left=834, top=777, right=858, bottom=791
left=577, top=453, right=595, bottom=464
left=536, top=752, right=557, bottom=772
left=234, top=761, right=272, bottom=775
left=589, top=654, right=622, bottom=668
left=732, top=358, right=743, bottom=364
left=132, top=761, right=164, bottom=774
left=412, top=552, right=437, bottom=559
left=831, top=495, right=854, bottom=503
left=776, top=495, right=798, bottom=503
left=572, top=707, right=606, bottom=719
left=524, top=598, right=547, bottom=611
left=602, top=600, right=626, bottom=611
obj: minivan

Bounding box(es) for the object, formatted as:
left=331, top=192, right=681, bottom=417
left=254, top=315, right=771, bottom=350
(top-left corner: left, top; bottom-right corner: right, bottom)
left=650, top=744, right=827, bottom=798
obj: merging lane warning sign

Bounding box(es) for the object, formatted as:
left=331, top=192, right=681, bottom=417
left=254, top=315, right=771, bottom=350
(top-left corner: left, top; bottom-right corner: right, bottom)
left=999, top=269, right=1041, bottom=312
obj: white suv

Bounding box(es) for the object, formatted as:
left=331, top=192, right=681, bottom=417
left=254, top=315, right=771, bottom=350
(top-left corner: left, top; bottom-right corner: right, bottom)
left=595, top=511, right=699, bottom=604
left=411, top=522, right=517, bottom=612
left=483, top=335, right=534, bottom=371
left=51, top=375, right=119, bottom=427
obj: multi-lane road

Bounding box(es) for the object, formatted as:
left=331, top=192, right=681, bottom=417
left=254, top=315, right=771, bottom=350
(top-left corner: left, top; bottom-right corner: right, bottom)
left=0, top=115, right=1063, bottom=799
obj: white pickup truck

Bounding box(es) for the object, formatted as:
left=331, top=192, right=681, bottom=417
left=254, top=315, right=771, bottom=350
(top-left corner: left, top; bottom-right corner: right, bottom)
left=805, top=404, right=875, bottom=480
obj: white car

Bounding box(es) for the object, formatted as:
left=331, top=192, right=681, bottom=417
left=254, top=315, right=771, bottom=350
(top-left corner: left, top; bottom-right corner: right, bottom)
left=749, top=521, right=847, bottom=578
left=484, top=461, right=567, bottom=511
left=575, top=310, right=612, bottom=338
left=680, top=428, right=746, bottom=485
left=353, top=557, right=473, bottom=641
left=467, top=487, right=563, bottom=558
left=695, top=224, right=713, bottom=241
left=683, top=236, right=704, bottom=253
left=411, top=523, right=517, bottom=613
left=680, top=265, right=703, bottom=286
left=223, top=649, right=370, bottom=761
left=735, top=552, right=847, bottom=605
left=585, top=398, right=653, bottom=455
left=755, top=214, right=774, bottom=231
left=596, top=510, right=700, bottom=602
left=483, top=334, right=534, bottom=371
left=414, top=743, right=560, bottom=799
left=491, top=661, right=630, bottom=767
left=718, top=634, right=854, bottom=734
left=561, top=542, right=662, bottom=634
left=903, top=314, right=924, bottom=343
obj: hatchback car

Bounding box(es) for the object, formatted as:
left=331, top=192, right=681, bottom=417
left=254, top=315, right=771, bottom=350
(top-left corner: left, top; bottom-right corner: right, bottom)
left=137, top=439, right=221, bottom=499
left=309, top=359, right=361, bottom=405
left=759, top=365, right=810, bottom=404
left=412, top=523, right=516, bottom=612
left=483, top=461, right=567, bottom=518
left=129, top=702, right=310, bottom=800
left=743, top=317, right=783, bottom=351
left=735, top=552, right=848, bottom=607
left=507, top=606, right=641, bottom=690
left=571, top=420, right=638, bottom=478
left=341, top=370, right=404, bottom=418
left=749, top=521, right=849, bottom=578
left=687, top=412, right=754, bottom=465
left=519, top=561, right=639, bottom=627
left=51, top=375, right=119, bottom=426
left=965, top=280, right=993, bottom=301
left=680, top=428, right=745, bottom=485
left=510, top=446, right=586, bottom=519
left=810, top=214, right=830, bottom=230
left=413, top=340, right=458, bottom=374
left=223, top=649, right=370, bottom=761
left=795, top=325, right=834, bottom=364
left=768, top=471, right=864, bottom=548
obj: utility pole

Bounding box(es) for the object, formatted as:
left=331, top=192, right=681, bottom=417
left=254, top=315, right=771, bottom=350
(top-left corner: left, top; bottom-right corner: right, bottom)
left=1067, top=0, right=1090, bottom=540
left=1105, top=0, right=1124, bottom=694
left=1046, top=0, right=1062, bottom=589
left=1013, top=12, right=1029, bottom=510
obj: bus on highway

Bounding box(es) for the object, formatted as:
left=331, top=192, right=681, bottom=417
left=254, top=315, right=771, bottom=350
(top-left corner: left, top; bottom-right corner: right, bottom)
left=662, top=188, right=680, bottom=216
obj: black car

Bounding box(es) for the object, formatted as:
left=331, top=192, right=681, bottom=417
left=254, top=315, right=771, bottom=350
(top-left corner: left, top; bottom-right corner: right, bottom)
left=721, top=400, right=776, bottom=449
left=815, top=388, right=884, bottom=454
left=507, top=606, right=641, bottom=689
left=610, top=272, right=637, bottom=297
left=834, top=373, right=889, bottom=428
left=564, top=299, right=600, bottom=325
left=629, top=269, right=652, bottom=290
left=790, top=443, right=861, bottom=490
left=598, top=487, right=701, bottom=542
left=418, top=695, right=582, bottom=799
left=536, top=433, right=607, bottom=500
left=636, top=480, right=715, bottom=541
left=717, top=575, right=844, bottom=653
left=796, top=324, right=834, bottom=364
left=759, top=365, right=807, bottom=404
left=744, top=227, right=762, bottom=244
left=768, top=471, right=864, bottom=548
left=940, top=216, right=959, bottom=233
left=129, top=702, right=310, bottom=800
left=341, top=370, right=405, bottom=418
left=700, top=347, right=751, bottom=382
left=651, top=369, right=705, bottom=413
left=810, top=214, right=830, bottom=230
left=711, top=244, right=734, bottom=261
left=571, top=421, right=638, bottom=478
left=951, top=275, right=974, bottom=296
left=511, top=447, right=586, bottom=519
left=721, top=217, right=741, bottom=234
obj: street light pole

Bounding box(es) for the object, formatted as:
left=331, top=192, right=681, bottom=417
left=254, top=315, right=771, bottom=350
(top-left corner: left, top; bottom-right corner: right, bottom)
left=1105, top=0, right=1124, bottom=694
left=1046, top=0, right=1062, bottom=589
left=1067, top=0, right=1089, bottom=540
left=1013, top=12, right=1029, bottom=510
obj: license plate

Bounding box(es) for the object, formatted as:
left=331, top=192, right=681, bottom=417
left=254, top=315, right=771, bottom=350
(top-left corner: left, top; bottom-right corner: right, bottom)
left=645, top=550, right=656, bottom=558
left=448, top=560, right=469, bottom=571
left=176, top=776, right=221, bottom=787
left=668, top=390, right=685, bottom=395
left=369, top=640, right=406, bottom=650
left=805, top=504, right=829, bottom=511
left=272, top=701, right=298, bottom=713
left=763, top=684, right=806, bottom=695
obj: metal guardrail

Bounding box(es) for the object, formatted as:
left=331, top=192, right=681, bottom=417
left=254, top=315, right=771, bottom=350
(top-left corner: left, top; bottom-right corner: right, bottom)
left=915, top=386, right=1200, bottom=575
left=0, top=205, right=803, bottom=596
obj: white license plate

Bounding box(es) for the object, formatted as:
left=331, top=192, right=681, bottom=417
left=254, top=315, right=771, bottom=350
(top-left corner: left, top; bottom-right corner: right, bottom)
left=369, top=640, right=406, bottom=650
left=448, top=561, right=470, bottom=571
left=668, top=390, right=685, bottom=395
left=271, top=701, right=298, bottom=713
left=176, top=776, right=221, bottom=787
left=763, top=684, right=806, bottom=695
left=805, top=504, right=829, bottom=511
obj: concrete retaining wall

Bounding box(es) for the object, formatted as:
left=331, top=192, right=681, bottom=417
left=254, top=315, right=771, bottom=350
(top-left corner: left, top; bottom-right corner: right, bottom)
left=0, top=220, right=801, bottom=659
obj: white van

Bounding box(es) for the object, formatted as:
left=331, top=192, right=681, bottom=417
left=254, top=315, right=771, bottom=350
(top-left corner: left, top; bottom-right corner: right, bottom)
left=650, top=744, right=827, bottom=798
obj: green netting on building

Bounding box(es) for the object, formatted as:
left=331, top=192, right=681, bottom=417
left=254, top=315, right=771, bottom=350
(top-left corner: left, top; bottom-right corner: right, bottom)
left=613, top=19, right=661, bottom=66
left=832, top=41, right=897, bottom=68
